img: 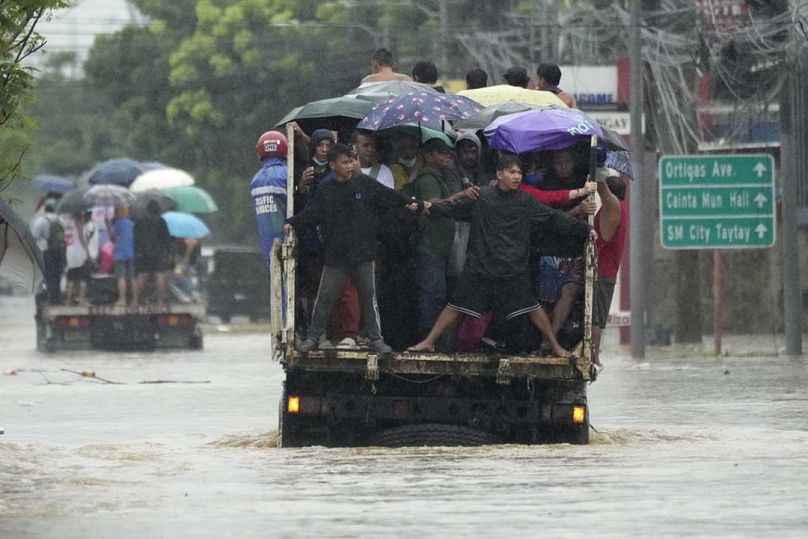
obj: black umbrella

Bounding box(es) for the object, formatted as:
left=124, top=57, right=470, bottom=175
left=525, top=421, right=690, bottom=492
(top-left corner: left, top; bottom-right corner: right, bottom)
left=0, top=197, right=44, bottom=294
left=452, top=100, right=537, bottom=131
left=274, top=95, right=382, bottom=133
left=55, top=188, right=89, bottom=215
left=130, top=190, right=177, bottom=218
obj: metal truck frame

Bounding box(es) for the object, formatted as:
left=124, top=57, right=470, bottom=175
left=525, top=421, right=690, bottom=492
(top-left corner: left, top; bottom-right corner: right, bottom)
left=36, top=302, right=205, bottom=352
left=271, top=127, right=599, bottom=447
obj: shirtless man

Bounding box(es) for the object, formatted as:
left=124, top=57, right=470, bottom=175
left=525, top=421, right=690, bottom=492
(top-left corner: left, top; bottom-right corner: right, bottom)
left=360, top=48, right=412, bottom=84
left=536, top=63, right=577, bottom=109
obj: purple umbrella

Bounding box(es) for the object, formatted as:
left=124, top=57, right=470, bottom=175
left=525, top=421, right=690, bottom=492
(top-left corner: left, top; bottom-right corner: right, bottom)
left=356, top=92, right=483, bottom=133
left=484, top=108, right=604, bottom=154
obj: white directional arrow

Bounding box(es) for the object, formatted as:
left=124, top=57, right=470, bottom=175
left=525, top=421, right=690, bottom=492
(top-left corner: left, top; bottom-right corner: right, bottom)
left=754, top=193, right=768, bottom=208
left=755, top=224, right=768, bottom=238
left=754, top=162, right=767, bottom=178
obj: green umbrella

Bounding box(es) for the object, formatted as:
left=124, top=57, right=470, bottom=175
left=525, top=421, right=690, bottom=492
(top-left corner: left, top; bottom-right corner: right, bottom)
left=274, top=95, right=382, bottom=133
left=160, top=185, right=218, bottom=214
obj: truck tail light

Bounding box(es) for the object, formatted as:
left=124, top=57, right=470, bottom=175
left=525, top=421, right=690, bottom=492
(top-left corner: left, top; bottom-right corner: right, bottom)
left=572, top=405, right=586, bottom=424
left=59, top=316, right=91, bottom=329
left=156, top=315, right=191, bottom=328
left=300, top=397, right=322, bottom=415
left=392, top=400, right=409, bottom=418
left=286, top=396, right=322, bottom=415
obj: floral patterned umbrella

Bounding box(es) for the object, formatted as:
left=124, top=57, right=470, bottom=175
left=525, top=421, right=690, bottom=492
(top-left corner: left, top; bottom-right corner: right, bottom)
left=356, top=91, right=483, bottom=133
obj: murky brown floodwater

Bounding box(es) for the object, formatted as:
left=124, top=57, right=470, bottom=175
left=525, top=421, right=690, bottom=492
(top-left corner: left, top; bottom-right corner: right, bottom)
left=2, top=296, right=807, bottom=537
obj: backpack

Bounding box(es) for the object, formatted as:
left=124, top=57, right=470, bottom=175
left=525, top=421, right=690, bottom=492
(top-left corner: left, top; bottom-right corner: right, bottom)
left=46, top=215, right=66, bottom=254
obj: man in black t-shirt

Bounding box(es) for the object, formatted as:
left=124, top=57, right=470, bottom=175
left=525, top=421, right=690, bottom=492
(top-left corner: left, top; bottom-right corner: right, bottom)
left=134, top=200, right=173, bottom=306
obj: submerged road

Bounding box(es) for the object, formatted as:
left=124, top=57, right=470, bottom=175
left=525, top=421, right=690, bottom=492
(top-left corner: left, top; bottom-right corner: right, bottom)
left=1, top=296, right=807, bottom=537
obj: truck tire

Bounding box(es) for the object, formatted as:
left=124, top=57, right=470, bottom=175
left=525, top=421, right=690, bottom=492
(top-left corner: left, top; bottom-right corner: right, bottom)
left=569, top=424, right=590, bottom=445
left=368, top=423, right=500, bottom=447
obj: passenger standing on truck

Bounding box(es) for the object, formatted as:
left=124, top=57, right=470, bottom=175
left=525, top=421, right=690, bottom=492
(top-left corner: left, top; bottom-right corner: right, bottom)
left=592, top=173, right=627, bottom=367
left=296, top=129, right=360, bottom=348
left=537, top=149, right=595, bottom=340
left=353, top=130, right=395, bottom=189
left=411, top=137, right=479, bottom=340
left=408, top=154, right=593, bottom=357
left=536, top=63, right=577, bottom=109
left=64, top=210, right=98, bottom=306
left=134, top=200, right=173, bottom=306
left=111, top=205, right=137, bottom=306
left=360, top=48, right=412, bottom=84
left=30, top=200, right=66, bottom=304
left=389, top=131, right=420, bottom=191
left=284, top=144, right=423, bottom=354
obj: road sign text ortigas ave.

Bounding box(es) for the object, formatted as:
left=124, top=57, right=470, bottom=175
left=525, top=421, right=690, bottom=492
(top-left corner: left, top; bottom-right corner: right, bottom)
left=659, top=154, right=776, bottom=249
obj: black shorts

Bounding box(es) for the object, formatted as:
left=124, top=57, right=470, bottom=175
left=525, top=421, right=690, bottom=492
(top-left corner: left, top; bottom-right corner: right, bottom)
left=135, top=256, right=171, bottom=274
left=593, top=278, right=616, bottom=329
left=448, top=273, right=540, bottom=320
left=66, top=266, right=90, bottom=282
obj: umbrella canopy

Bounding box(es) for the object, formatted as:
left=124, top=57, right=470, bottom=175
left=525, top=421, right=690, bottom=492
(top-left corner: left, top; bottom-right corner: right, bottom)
left=140, top=161, right=170, bottom=171
left=458, top=85, right=568, bottom=108
left=274, top=95, right=383, bottom=133
left=84, top=184, right=136, bottom=208
left=0, top=197, right=44, bottom=294
left=86, top=158, right=146, bottom=186
left=484, top=108, right=604, bottom=154
left=160, top=185, right=218, bottom=214
left=161, top=211, right=210, bottom=239
left=357, top=92, right=483, bottom=133
left=604, top=150, right=634, bottom=179
left=345, top=80, right=437, bottom=99
left=453, top=101, right=538, bottom=131
left=129, top=168, right=195, bottom=192
left=131, top=190, right=177, bottom=218
left=55, top=188, right=90, bottom=214
left=31, top=175, right=75, bottom=194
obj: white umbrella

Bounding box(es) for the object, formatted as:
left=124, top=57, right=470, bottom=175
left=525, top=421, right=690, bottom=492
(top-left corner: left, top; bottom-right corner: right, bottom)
left=129, top=168, right=195, bottom=192
left=0, top=198, right=44, bottom=294
left=84, top=184, right=136, bottom=207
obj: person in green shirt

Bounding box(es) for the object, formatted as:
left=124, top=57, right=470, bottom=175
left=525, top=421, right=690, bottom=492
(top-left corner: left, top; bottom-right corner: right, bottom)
left=412, top=137, right=478, bottom=340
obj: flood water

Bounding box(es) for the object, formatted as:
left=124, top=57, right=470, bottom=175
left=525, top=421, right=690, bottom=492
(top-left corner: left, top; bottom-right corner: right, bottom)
left=2, top=295, right=807, bottom=537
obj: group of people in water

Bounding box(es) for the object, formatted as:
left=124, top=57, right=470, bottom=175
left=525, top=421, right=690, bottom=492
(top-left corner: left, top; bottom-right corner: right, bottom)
left=251, top=49, right=627, bottom=361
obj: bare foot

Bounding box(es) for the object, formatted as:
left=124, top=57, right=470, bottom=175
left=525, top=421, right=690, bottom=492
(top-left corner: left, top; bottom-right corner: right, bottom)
left=406, top=341, right=435, bottom=352
left=552, top=343, right=572, bottom=358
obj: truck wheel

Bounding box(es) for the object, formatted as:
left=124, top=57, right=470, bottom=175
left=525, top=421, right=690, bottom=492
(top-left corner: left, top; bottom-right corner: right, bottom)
left=368, top=423, right=500, bottom=447
left=189, top=333, right=204, bottom=350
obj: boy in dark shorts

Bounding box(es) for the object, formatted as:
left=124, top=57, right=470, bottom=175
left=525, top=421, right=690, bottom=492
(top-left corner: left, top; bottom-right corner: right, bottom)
left=408, top=154, right=593, bottom=356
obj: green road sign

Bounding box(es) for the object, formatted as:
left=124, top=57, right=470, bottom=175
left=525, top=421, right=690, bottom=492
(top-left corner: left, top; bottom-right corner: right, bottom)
left=659, top=154, right=776, bottom=249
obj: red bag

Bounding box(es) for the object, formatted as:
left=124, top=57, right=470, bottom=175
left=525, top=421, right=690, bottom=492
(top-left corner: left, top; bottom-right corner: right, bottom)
left=455, top=312, right=493, bottom=352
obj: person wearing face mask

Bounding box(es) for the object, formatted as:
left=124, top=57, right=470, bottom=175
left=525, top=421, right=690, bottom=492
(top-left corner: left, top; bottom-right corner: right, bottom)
left=388, top=132, right=420, bottom=191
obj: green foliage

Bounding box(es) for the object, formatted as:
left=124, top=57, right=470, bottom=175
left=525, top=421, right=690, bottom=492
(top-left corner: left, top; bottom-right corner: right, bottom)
left=0, top=0, right=68, bottom=192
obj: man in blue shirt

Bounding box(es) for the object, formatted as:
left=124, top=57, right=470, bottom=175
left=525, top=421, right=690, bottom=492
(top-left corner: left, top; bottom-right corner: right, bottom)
left=111, top=205, right=136, bottom=306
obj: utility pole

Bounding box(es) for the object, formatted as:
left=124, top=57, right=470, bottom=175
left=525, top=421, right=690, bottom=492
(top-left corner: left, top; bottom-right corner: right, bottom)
left=629, top=0, right=646, bottom=358
left=780, top=53, right=805, bottom=356
left=438, top=0, right=449, bottom=77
